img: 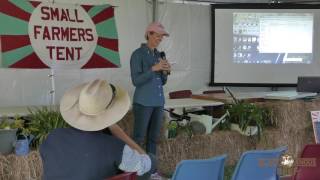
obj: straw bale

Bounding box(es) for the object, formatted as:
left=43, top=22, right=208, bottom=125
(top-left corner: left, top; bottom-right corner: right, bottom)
left=0, top=151, right=42, bottom=180
left=258, top=100, right=316, bottom=155
left=1, top=98, right=319, bottom=178
left=114, top=100, right=319, bottom=175
left=157, top=131, right=256, bottom=175
left=117, top=111, right=134, bottom=136
left=118, top=111, right=167, bottom=139
left=257, top=128, right=314, bottom=157
left=260, top=100, right=316, bottom=132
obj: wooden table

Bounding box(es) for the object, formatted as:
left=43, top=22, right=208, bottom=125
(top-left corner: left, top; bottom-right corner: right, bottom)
left=191, top=92, right=267, bottom=103
left=165, top=98, right=224, bottom=109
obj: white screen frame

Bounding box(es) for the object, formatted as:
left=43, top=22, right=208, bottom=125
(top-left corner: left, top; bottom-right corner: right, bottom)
left=211, top=3, right=320, bottom=87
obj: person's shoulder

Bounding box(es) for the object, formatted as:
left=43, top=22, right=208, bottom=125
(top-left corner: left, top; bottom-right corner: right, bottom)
left=48, top=127, right=85, bottom=138
left=130, top=50, right=142, bottom=63
left=132, top=47, right=143, bottom=56
left=40, top=128, right=71, bottom=149
left=48, top=127, right=69, bottom=135
left=104, top=133, right=126, bottom=147
left=132, top=44, right=148, bottom=55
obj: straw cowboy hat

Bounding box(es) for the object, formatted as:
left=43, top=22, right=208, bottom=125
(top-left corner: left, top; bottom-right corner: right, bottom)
left=60, top=79, right=130, bottom=131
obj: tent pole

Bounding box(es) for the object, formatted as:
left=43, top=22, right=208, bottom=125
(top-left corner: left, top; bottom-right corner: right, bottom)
left=152, top=0, right=158, bottom=22
left=49, top=69, right=55, bottom=106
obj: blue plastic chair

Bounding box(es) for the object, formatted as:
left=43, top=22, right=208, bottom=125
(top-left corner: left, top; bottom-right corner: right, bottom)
left=231, top=146, right=287, bottom=180
left=171, top=154, right=227, bottom=180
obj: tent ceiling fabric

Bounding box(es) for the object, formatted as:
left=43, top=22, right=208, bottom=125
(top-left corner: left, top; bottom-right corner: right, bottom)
left=178, top=0, right=320, bottom=3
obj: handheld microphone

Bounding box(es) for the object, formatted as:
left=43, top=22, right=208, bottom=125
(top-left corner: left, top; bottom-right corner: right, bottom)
left=160, top=51, right=170, bottom=75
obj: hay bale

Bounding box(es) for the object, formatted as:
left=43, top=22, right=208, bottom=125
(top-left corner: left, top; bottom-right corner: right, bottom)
left=261, top=100, right=316, bottom=133
left=258, top=100, right=316, bottom=155
left=157, top=131, right=256, bottom=175
left=0, top=151, right=42, bottom=180
left=1, top=98, right=319, bottom=178
left=117, top=111, right=134, bottom=136
left=118, top=110, right=167, bottom=139
left=155, top=99, right=320, bottom=175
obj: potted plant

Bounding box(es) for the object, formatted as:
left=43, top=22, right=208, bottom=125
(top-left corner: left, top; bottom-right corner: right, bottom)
left=167, top=121, right=178, bottom=139
left=9, top=115, right=35, bottom=156
left=226, top=101, right=270, bottom=138
left=0, top=115, right=24, bottom=154
left=166, top=120, right=194, bottom=138
left=27, top=106, right=69, bottom=148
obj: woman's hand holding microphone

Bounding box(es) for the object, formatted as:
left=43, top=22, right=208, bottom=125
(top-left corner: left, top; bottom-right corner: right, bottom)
left=152, top=59, right=171, bottom=74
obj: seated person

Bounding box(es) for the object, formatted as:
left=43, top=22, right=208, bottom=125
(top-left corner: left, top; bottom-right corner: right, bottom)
left=40, top=79, right=156, bottom=180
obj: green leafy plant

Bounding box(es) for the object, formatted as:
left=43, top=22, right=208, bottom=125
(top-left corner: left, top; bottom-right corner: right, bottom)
left=0, top=115, right=25, bottom=130
left=176, top=123, right=193, bottom=138
left=27, top=106, right=69, bottom=148
left=167, top=121, right=178, bottom=138
left=217, top=116, right=231, bottom=131
left=226, top=101, right=270, bottom=139
left=166, top=120, right=193, bottom=138
left=0, top=116, right=12, bottom=130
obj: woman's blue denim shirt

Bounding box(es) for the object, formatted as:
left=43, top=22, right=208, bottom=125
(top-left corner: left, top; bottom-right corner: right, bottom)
left=130, top=44, right=168, bottom=107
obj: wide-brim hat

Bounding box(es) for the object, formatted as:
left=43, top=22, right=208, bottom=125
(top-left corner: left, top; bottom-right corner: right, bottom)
left=60, top=79, right=130, bottom=131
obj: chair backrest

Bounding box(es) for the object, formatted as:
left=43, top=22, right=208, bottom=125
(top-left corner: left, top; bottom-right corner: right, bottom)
left=106, top=172, right=137, bottom=180
left=292, top=144, right=320, bottom=180
left=231, top=146, right=287, bottom=180
left=203, top=90, right=225, bottom=94
left=169, top=90, right=192, bottom=99
left=171, top=154, right=227, bottom=180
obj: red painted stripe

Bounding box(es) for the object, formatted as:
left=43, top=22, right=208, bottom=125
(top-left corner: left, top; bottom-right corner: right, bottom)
left=1, top=35, right=30, bottom=52
left=97, top=37, right=118, bottom=52
left=81, top=5, right=93, bottom=12
left=92, top=6, right=114, bottom=25
left=30, top=1, right=41, bottom=8
left=81, top=53, right=117, bottom=69
left=10, top=53, right=49, bottom=68
left=0, top=1, right=31, bottom=22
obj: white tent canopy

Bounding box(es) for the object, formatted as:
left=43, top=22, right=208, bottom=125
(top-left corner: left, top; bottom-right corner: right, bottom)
left=0, top=0, right=316, bottom=107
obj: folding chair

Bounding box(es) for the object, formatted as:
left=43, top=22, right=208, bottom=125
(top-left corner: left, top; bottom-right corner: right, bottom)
left=292, top=144, right=320, bottom=180
left=231, top=146, right=288, bottom=180
left=171, top=155, right=227, bottom=180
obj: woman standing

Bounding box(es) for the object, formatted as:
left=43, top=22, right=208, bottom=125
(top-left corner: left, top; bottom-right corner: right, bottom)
left=130, top=22, right=171, bottom=155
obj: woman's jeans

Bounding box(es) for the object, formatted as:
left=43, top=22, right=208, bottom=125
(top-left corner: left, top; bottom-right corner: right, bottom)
left=133, top=103, right=164, bottom=155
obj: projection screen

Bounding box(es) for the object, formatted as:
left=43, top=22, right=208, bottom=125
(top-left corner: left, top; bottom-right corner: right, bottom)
left=211, top=3, right=320, bottom=87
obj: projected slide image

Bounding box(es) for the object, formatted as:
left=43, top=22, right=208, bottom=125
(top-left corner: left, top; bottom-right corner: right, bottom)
left=233, top=13, right=313, bottom=64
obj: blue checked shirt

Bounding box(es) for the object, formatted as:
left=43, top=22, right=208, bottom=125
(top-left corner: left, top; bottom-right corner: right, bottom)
left=130, top=44, right=168, bottom=107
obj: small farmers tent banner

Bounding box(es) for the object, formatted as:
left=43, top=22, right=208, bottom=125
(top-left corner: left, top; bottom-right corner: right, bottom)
left=0, top=1, right=120, bottom=69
